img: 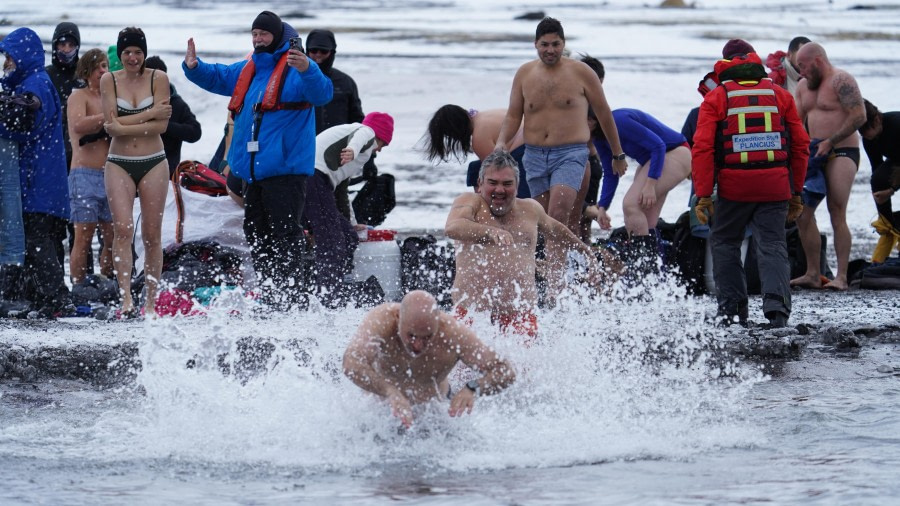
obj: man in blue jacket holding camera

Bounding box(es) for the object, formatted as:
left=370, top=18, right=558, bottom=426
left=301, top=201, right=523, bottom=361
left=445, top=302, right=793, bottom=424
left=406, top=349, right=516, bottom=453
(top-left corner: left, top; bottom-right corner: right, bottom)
left=183, top=11, right=333, bottom=308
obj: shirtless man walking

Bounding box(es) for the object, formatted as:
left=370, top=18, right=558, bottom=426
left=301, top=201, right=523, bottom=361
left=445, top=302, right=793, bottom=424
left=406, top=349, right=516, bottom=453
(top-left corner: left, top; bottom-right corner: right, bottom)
left=343, top=290, right=516, bottom=428
left=494, top=17, right=626, bottom=233
left=791, top=42, right=866, bottom=291
left=445, top=151, right=604, bottom=335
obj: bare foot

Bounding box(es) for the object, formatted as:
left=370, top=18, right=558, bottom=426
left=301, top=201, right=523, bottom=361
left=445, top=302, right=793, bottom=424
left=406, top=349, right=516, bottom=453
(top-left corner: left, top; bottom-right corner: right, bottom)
left=823, top=277, right=849, bottom=291
left=790, top=273, right=823, bottom=289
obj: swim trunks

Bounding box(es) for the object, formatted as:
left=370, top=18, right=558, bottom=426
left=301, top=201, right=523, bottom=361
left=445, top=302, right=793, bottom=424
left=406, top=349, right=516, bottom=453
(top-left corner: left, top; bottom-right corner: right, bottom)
left=68, top=167, right=112, bottom=223
left=522, top=143, right=588, bottom=197
left=454, top=306, right=538, bottom=342
left=802, top=139, right=862, bottom=209
left=832, top=146, right=861, bottom=169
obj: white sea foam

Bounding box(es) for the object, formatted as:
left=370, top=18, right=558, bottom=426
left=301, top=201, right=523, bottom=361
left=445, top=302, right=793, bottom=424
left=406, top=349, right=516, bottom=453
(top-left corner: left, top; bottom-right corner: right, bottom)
left=85, top=275, right=765, bottom=475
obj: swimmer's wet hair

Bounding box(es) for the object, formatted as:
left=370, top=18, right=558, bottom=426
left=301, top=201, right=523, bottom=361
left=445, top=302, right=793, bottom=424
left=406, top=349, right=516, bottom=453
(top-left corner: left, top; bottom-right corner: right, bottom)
left=425, top=104, right=472, bottom=163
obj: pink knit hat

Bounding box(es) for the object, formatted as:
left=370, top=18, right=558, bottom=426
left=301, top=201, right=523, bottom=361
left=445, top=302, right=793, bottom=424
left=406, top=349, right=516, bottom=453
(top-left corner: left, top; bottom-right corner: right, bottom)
left=362, top=112, right=394, bottom=145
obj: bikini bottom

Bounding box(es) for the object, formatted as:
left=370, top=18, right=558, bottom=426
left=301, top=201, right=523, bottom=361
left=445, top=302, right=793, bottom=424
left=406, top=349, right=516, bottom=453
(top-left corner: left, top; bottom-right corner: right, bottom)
left=108, top=150, right=167, bottom=185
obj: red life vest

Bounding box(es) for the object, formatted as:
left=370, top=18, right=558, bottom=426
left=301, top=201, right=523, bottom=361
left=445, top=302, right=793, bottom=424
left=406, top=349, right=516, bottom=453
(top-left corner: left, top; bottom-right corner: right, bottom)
left=227, top=52, right=311, bottom=115
left=716, top=78, right=789, bottom=170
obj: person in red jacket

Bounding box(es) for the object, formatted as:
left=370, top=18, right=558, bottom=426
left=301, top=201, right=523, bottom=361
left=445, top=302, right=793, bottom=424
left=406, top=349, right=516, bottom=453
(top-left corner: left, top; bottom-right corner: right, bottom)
left=692, top=39, right=809, bottom=328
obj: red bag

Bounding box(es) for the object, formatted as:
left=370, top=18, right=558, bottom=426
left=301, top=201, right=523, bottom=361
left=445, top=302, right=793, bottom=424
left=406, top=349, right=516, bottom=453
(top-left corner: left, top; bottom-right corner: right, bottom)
left=171, top=160, right=229, bottom=244
left=173, top=160, right=228, bottom=197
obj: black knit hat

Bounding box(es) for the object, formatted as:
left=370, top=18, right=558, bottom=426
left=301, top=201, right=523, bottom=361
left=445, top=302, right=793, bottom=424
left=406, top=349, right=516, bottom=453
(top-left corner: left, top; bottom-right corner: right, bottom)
left=252, top=11, right=283, bottom=53
left=117, top=27, right=147, bottom=59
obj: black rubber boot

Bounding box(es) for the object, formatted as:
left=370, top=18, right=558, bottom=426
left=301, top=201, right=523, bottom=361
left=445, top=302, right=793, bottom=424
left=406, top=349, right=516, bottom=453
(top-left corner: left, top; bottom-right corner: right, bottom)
left=764, top=311, right=789, bottom=328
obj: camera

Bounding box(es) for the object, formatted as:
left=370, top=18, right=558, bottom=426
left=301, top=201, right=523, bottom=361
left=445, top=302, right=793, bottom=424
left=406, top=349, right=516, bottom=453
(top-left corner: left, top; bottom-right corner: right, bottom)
left=289, top=36, right=304, bottom=52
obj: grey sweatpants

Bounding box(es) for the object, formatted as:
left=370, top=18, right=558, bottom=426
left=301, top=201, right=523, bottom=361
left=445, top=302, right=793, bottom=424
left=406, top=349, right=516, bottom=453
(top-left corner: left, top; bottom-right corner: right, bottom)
left=710, top=197, right=791, bottom=317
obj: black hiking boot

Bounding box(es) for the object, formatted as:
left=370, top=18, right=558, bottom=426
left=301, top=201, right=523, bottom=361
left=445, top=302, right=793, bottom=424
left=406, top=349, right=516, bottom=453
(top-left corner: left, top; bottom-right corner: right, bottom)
left=765, top=311, right=789, bottom=328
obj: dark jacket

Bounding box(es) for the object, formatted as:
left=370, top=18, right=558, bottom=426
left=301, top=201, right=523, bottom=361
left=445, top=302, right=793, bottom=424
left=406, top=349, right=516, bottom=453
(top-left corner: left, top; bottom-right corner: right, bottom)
left=314, top=67, right=364, bottom=133
left=863, top=111, right=900, bottom=169
left=45, top=22, right=81, bottom=165
left=163, top=83, right=202, bottom=174
left=0, top=28, right=70, bottom=220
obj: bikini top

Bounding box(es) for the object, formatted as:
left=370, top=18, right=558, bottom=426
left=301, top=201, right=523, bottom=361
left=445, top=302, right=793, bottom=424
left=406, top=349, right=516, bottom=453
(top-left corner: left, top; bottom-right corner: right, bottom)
left=112, top=69, right=155, bottom=117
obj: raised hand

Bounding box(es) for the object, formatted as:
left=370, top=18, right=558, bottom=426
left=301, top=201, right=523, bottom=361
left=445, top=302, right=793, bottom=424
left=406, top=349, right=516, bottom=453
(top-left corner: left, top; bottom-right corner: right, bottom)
left=184, top=38, right=198, bottom=69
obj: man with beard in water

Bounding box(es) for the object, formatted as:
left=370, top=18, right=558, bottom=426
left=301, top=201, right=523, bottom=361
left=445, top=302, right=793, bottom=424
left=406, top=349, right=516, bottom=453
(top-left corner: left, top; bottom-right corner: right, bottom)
left=445, top=151, right=604, bottom=339
left=343, top=290, right=516, bottom=428
left=790, top=42, right=866, bottom=291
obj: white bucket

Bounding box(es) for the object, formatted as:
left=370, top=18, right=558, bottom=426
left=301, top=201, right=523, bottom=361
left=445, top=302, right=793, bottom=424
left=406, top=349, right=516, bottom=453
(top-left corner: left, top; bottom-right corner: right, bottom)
left=348, top=229, right=402, bottom=301
left=704, top=236, right=750, bottom=295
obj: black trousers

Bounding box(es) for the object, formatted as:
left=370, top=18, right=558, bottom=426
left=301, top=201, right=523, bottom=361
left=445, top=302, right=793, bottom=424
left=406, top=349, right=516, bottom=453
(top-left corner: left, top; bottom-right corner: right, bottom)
left=1, top=212, right=70, bottom=308
left=243, top=174, right=309, bottom=307
left=871, top=160, right=900, bottom=228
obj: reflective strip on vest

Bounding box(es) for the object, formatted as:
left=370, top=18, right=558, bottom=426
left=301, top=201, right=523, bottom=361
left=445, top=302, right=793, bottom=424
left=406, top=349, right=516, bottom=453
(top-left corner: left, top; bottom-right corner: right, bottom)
left=716, top=79, right=789, bottom=170
left=727, top=105, right=779, bottom=116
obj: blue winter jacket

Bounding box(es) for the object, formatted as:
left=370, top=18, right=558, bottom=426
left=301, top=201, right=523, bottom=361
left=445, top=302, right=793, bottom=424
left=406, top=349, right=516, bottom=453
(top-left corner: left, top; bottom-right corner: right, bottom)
left=594, top=108, right=686, bottom=210
left=183, top=24, right=333, bottom=183
left=0, top=27, right=70, bottom=220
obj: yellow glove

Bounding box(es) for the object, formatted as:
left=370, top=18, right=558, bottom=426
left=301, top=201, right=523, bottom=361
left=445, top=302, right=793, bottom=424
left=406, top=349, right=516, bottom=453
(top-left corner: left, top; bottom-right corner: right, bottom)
left=695, top=197, right=714, bottom=225
left=786, top=195, right=803, bottom=223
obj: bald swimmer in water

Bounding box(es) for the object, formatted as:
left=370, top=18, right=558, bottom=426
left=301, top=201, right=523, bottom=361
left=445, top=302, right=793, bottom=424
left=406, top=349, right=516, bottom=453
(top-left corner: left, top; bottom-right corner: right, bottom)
left=343, top=290, right=516, bottom=428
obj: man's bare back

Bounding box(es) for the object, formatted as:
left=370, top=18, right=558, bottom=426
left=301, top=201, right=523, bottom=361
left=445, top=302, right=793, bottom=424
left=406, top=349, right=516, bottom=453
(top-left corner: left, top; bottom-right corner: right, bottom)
left=471, top=109, right=524, bottom=159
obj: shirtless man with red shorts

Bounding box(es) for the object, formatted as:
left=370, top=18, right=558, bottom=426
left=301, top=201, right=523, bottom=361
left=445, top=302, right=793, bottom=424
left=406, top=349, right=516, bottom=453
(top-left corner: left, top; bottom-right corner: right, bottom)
left=445, top=151, right=604, bottom=339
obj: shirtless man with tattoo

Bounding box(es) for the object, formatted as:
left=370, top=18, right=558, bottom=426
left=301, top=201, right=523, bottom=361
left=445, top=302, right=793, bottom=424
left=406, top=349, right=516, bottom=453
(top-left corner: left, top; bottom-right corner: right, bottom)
left=791, top=42, right=867, bottom=291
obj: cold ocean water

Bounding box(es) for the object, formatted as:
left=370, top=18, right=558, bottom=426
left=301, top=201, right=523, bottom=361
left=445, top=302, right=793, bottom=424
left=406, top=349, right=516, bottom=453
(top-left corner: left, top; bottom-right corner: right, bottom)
left=2, top=0, right=900, bottom=504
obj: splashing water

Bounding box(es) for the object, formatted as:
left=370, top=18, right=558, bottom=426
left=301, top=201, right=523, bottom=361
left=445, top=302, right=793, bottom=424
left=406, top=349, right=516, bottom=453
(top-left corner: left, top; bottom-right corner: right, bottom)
left=114, top=275, right=765, bottom=476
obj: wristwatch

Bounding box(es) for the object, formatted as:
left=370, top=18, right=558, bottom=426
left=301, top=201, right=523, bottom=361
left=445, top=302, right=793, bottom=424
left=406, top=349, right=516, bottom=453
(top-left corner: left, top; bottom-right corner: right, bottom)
left=465, top=379, right=481, bottom=396
left=612, top=152, right=627, bottom=161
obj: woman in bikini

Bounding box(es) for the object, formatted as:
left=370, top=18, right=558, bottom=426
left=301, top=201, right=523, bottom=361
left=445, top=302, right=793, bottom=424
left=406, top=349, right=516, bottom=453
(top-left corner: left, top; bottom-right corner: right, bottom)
left=100, top=27, right=172, bottom=317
